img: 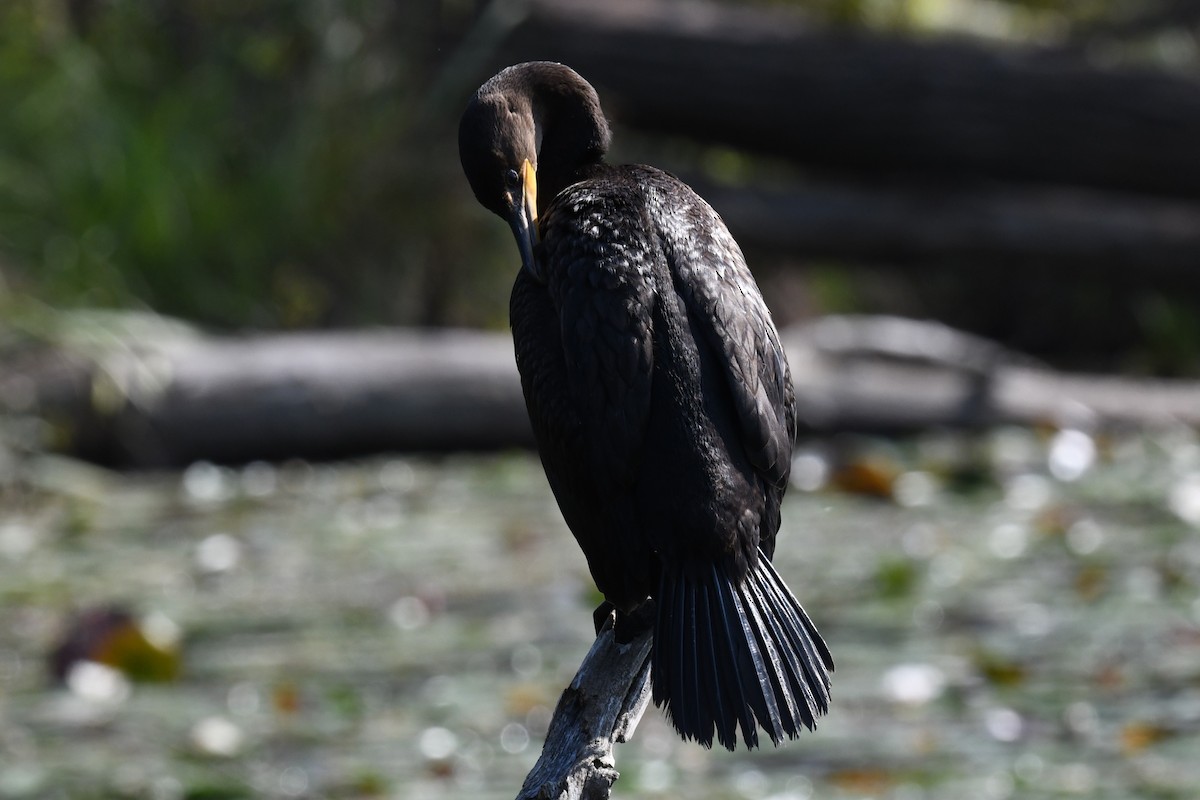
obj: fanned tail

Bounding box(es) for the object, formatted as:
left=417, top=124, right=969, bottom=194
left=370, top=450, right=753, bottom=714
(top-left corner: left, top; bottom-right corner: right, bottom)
left=651, top=550, right=833, bottom=750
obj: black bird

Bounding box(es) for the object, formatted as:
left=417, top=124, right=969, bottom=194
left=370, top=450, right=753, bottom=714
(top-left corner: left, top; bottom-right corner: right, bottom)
left=459, top=62, right=832, bottom=750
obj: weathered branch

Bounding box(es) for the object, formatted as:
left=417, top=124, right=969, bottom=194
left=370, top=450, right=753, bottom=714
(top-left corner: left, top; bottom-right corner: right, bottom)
left=517, top=624, right=653, bottom=800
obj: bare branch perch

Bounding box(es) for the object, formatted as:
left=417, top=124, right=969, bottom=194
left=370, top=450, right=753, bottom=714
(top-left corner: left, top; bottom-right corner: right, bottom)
left=517, top=624, right=653, bottom=800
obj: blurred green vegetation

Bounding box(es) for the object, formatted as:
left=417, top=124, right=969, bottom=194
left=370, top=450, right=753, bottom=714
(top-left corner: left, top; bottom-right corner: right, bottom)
left=0, top=0, right=510, bottom=330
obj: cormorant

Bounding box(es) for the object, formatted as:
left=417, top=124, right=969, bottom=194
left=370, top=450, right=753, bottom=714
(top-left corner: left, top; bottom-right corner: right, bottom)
left=459, top=62, right=832, bottom=750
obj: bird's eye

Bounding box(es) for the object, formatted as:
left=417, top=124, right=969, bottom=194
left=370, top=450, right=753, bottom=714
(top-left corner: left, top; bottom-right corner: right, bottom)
left=504, top=168, right=520, bottom=187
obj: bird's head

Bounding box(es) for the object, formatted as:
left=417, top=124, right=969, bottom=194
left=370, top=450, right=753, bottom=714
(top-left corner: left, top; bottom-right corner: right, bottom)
left=459, top=62, right=611, bottom=281
left=459, top=84, right=541, bottom=278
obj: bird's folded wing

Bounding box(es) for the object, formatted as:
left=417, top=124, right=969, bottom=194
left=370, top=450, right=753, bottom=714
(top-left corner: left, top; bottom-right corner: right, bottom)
left=665, top=190, right=795, bottom=487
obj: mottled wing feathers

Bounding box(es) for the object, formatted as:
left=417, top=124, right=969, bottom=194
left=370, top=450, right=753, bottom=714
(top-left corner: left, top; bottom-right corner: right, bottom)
left=650, top=172, right=796, bottom=487
left=535, top=168, right=794, bottom=491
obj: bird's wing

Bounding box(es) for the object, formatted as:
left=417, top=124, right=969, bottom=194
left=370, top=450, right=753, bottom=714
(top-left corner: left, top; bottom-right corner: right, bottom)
left=661, top=181, right=796, bottom=488
left=540, top=187, right=657, bottom=484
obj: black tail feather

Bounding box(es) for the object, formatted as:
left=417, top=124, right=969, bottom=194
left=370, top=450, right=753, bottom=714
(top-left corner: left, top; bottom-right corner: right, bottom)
left=707, top=567, right=758, bottom=748
left=676, top=576, right=701, bottom=742
left=728, top=580, right=784, bottom=742
left=739, top=578, right=806, bottom=735
left=759, top=556, right=833, bottom=713
left=695, top=580, right=733, bottom=748
left=652, top=550, right=833, bottom=750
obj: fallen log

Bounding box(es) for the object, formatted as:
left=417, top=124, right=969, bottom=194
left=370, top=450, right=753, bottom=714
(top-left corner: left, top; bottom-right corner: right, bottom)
left=5, top=316, right=1200, bottom=468
left=486, top=0, right=1200, bottom=200
left=788, top=315, right=1200, bottom=431
left=446, top=0, right=1200, bottom=291
left=694, top=178, right=1200, bottom=276
left=6, top=326, right=532, bottom=467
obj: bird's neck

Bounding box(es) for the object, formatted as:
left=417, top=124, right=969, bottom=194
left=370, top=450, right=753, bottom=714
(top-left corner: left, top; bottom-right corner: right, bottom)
left=527, top=87, right=610, bottom=216
left=536, top=155, right=604, bottom=216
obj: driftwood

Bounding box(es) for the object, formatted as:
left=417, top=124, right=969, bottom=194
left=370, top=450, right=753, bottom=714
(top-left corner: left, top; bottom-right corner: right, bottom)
left=517, top=622, right=653, bottom=800
left=5, top=315, right=1200, bottom=467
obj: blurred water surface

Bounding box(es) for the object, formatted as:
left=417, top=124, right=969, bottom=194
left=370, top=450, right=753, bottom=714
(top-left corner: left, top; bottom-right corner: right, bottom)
left=2, top=429, right=1200, bottom=799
